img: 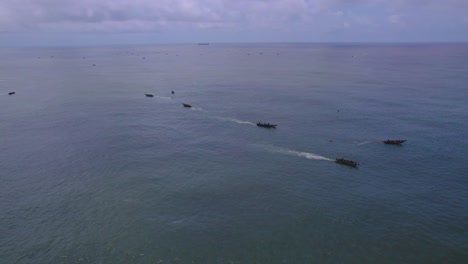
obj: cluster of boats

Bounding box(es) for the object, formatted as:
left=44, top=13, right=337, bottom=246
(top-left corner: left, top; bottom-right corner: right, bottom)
left=335, top=139, right=407, bottom=167
left=144, top=92, right=407, bottom=168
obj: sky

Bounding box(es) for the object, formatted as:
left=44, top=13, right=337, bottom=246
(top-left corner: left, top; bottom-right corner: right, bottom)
left=0, top=0, right=467, bottom=47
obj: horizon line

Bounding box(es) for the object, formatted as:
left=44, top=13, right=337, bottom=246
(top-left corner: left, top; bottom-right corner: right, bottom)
left=1, top=41, right=468, bottom=49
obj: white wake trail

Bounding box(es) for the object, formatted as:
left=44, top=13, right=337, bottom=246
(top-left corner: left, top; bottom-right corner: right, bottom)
left=355, top=140, right=382, bottom=146
left=216, top=117, right=255, bottom=126
left=155, top=96, right=171, bottom=100
left=287, top=150, right=334, bottom=161
left=263, top=145, right=333, bottom=161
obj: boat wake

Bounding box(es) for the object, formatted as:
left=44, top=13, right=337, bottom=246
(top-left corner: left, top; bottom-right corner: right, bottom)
left=355, top=140, right=382, bottom=146
left=263, top=145, right=333, bottom=161
left=216, top=117, right=255, bottom=126
left=191, top=107, right=204, bottom=111
left=155, top=96, right=171, bottom=100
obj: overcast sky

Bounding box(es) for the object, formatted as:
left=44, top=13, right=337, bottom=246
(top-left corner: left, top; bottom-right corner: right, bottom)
left=0, top=0, right=467, bottom=46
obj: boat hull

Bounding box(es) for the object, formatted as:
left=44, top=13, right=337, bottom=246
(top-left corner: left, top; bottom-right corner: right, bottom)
left=335, top=158, right=359, bottom=167
left=256, top=123, right=277, bottom=128
left=383, top=140, right=407, bottom=145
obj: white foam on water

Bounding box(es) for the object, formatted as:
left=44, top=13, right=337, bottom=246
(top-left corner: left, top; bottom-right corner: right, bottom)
left=355, top=140, right=382, bottom=146
left=263, top=145, right=333, bottom=161
left=286, top=150, right=334, bottom=161
left=191, top=107, right=204, bottom=111
left=155, top=96, right=171, bottom=100
left=217, top=117, right=255, bottom=126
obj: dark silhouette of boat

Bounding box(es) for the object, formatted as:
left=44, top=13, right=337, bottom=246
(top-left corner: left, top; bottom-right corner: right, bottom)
left=335, top=158, right=359, bottom=167
left=171, top=91, right=175, bottom=94
left=383, top=139, right=407, bottom=145
left=8, top=92, right=15, bottom=95
left=256, top=122, right=277, bottom=128
left=183, top=103, right=192, bottom=108
left=145, top=94, right=154, bottom=97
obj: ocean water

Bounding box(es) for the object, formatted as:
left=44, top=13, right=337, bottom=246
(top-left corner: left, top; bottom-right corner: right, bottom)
left=0, top=43, right=467, bottom=263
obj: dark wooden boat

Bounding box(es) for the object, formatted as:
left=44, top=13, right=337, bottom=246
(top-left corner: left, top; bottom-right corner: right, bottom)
left=335, top=158, right=359, bottom=167
left=383, top=139, right=407, bottom=145
left=145, top=94, right=154, bottom=97
left=183, top=103, right=192, bottom=108
left=8, top=92, right=15, bottom=95
left=256, top=122, right=277, bottom=128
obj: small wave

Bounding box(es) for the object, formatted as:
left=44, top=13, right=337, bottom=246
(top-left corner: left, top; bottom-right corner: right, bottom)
left=191, top=107, right=204, bottom=111
left=263, top=145, right=333, bottom=161
left=155, top=96, right=171, bottom=100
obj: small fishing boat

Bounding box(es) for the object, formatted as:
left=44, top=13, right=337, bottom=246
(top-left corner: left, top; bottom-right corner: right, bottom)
left=256, top=122, right=277, bottom=128
left=335, top=158, right=359, bottom=167
left=183, top=103, right=192, bottom=108
left=145, top=94, right=154, bottom=97
left=383, top=139, right=407, bottom=145
left=8, top=92, right=15, bottom=95
left=171, top=91, right=175, bottom=94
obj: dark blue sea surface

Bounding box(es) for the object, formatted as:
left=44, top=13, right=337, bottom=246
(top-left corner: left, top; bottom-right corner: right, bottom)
left=1, top=43, right=467, bottom=263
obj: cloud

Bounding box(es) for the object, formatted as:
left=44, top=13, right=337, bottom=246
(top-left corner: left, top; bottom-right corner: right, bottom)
left=0, top=0, right=312, bottom=32
left=0, top=0, right=467, bottom=44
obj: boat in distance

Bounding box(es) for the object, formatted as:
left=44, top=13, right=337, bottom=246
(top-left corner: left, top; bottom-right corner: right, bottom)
left=8, top=92, right=15, bottom=95
left=383, top=139, right=407, bottom=145
left=183, top=103, right=192, bottom=108
left=256, top=122, right=277, bottom=128
left=335, top=158, right=359, bottom=167
left=145, top=94, right=154, bottom=97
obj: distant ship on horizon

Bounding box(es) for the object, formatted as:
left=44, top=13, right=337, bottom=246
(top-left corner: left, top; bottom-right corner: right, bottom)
left=197, top=43, right=210, bottom=45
